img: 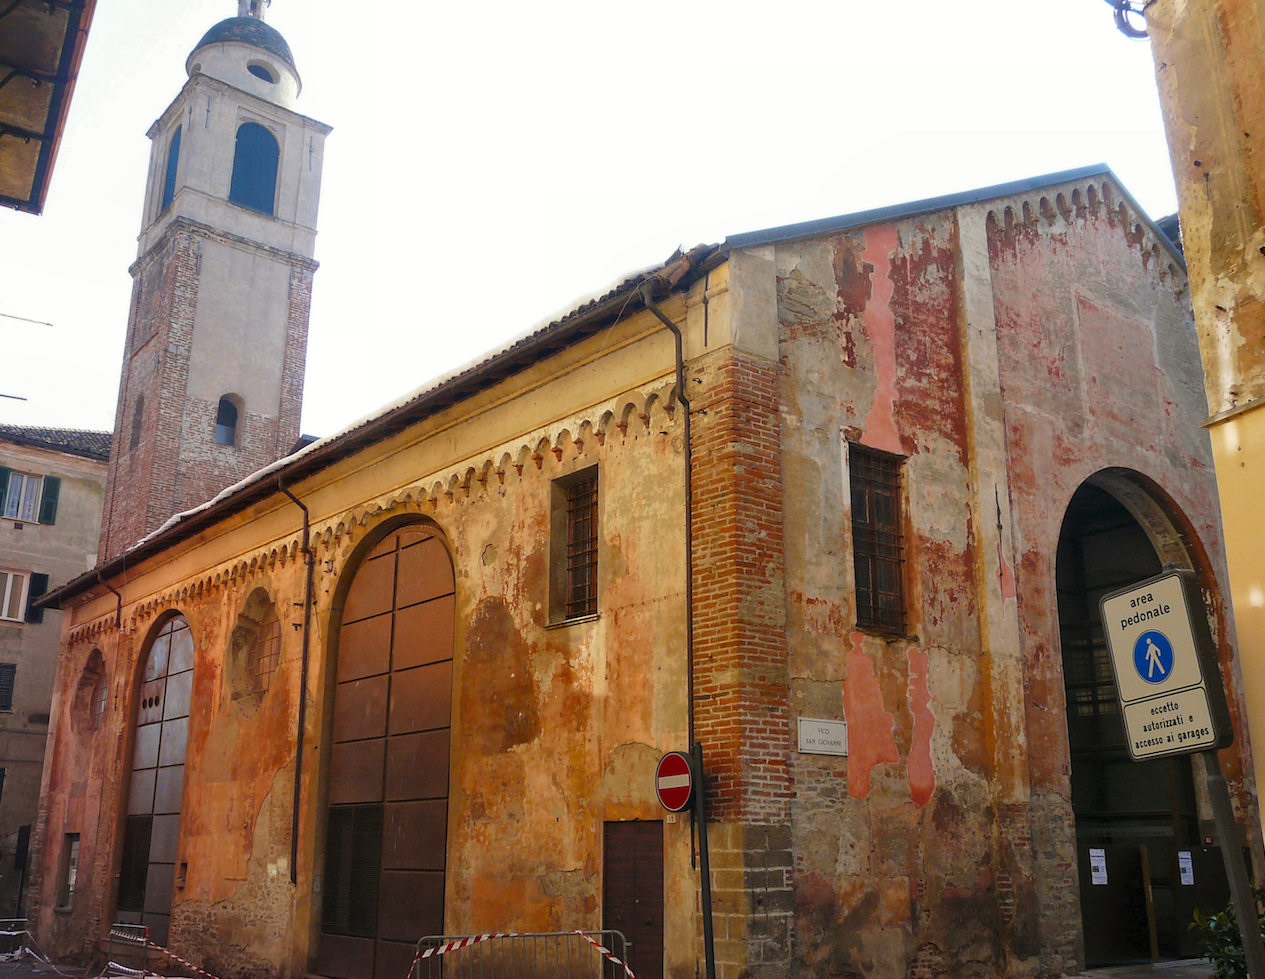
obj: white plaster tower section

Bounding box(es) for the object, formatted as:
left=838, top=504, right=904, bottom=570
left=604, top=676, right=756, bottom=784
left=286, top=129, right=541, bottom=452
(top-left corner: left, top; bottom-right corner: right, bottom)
left=99, top=5, right=330, bottom=561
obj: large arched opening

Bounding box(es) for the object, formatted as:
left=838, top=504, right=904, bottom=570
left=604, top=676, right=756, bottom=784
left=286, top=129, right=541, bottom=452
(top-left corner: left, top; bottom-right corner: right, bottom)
left=114, top=613, right=195, bottom=947
left=1055, top=471, right=1228, bottom=966
left=315, top=520, right=455, bottom=979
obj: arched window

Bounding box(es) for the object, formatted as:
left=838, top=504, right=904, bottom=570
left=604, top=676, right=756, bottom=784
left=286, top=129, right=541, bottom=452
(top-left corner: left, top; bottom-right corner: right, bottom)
left=117, top=615, right=194, bottom=947
left=228, top=122, right=279, bottom=215
left=160, top=125, right=181, bottom=211
left=214, top=396, right=239, bottom=446
left=72, top=650, right=107, bottom=732
left=129, top=396, right=145, bottom=451
left=229, top=588, right=282, bottom=704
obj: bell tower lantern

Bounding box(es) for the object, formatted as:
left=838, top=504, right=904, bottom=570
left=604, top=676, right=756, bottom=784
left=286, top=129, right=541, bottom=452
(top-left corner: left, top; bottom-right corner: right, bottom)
left=99, top=3, right=330, bottom=561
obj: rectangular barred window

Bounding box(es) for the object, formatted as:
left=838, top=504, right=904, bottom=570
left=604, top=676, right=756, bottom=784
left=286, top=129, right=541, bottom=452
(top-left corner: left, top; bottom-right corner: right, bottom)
left=849, top=445, right=907, bottom=634
left=550, top=467, right=599, bottom=622
left=57, top=834, right=80, bottom=909
left=564, top=472, right=599, bottom=618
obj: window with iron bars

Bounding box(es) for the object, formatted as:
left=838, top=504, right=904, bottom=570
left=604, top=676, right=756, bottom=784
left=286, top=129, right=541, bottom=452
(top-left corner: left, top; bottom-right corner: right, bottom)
left=849, top=444, right=907, bottom=634
left=551, top=467, right=599, bottom=622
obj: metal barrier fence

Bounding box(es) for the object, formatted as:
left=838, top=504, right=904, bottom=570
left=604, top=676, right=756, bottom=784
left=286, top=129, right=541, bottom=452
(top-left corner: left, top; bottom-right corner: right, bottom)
left=410, top=931, right=633, bottom=979
left=0, top=919, right=26, bottom=956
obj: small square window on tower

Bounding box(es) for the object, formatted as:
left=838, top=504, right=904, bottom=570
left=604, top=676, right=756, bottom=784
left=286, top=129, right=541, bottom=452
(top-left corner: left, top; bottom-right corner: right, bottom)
left=849, top=444, right=907, bottom=635
left=550, top=467, right=599, bottom=622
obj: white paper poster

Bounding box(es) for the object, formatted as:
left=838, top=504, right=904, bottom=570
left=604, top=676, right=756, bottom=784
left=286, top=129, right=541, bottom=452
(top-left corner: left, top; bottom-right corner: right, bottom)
left=1179, top=850, right=1194, bottom=885
left=1090, top=848, right=1108, bottom=885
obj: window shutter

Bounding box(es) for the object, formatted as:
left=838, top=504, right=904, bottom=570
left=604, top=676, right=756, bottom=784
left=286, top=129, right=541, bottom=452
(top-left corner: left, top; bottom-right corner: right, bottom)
left=0, top=467, right=9, bottom=515
left=38, top=476, right=60, bottom=525
left=0, top=664, right=16, bottom=711
left=25, top=573, right=49, bottom=625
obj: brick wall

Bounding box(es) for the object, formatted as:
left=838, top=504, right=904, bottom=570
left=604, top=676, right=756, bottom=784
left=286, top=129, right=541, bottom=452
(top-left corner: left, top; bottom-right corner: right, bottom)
left=99, top=222, right=315, bottom=561
left=691, top=348, right=790, bottom=824
left=690, top=347, right=794, bottom=978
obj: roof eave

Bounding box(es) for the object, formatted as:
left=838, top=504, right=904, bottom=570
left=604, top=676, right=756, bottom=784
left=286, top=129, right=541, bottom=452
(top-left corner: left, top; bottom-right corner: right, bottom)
left=40, top=243, right=724, bottom=611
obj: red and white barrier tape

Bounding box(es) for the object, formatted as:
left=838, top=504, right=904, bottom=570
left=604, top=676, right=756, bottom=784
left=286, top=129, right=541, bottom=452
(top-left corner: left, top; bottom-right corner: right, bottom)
left=107, top=926, right=220, bottom=979
left=404, top=931, right=635, bottom=979
left=573, top=930, right=636, bottom=979
left=405, top=931, right=519, bottom=975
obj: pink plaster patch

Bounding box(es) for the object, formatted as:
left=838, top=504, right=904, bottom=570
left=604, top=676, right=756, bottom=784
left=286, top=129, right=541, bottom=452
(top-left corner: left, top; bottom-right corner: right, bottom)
left=860, top=225, right=903, bottom=454
left=845, top=632, right=898, bottom=799
left=996, top=539, right=1017, bottom=604
left=906, top=646, right=935, bottom=808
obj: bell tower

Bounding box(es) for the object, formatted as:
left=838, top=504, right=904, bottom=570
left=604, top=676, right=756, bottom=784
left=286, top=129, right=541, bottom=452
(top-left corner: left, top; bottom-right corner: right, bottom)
left=99, top=3, right=329, bottom=561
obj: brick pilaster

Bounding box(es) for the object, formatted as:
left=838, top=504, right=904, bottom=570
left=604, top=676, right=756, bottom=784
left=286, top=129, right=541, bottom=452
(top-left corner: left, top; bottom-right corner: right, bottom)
left=691, top=347, right=793, bottom=977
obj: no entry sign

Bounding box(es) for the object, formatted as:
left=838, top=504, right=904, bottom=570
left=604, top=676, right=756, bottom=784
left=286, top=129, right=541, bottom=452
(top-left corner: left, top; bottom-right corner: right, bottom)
left=656, top=751, right=694, bottom=812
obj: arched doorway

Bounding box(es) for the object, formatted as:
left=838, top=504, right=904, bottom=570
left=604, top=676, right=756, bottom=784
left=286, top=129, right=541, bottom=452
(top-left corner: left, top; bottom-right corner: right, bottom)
left=317, top=522, right=455, bottom=979
left=1056, top=480, right=1220, bottom=966
left=116, top=614, right=195, bottom=947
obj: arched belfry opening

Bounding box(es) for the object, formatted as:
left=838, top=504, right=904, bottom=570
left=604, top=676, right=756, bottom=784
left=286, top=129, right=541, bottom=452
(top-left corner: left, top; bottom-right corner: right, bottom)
left=316, top=521, right=455, bottom=979
left=1055, top=474, right=1227, bottom=966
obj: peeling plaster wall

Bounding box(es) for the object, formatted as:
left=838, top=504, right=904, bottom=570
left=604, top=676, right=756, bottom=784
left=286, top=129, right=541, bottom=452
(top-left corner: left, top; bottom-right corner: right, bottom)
left=760, top=175, right=1256, bottom=979
left=985, top=177, right=1261, bottom=969
left=772, top=213, right=995, bottom=979
left=32, top=303, right=700, bottom=978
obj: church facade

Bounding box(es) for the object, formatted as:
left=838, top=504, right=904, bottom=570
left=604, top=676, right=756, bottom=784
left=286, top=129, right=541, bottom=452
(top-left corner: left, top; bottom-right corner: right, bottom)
left=30, top=154, right=1262, bottom=978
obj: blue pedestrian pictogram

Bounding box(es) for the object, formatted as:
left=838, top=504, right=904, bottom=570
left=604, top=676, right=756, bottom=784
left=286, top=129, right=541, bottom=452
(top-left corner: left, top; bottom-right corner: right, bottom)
left=1133, top=630, right=1174, bottom=684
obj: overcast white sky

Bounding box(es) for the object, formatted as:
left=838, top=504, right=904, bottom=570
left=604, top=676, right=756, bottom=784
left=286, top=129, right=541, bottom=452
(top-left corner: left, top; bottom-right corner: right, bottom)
left=0, top=0, right=1175, bottom=438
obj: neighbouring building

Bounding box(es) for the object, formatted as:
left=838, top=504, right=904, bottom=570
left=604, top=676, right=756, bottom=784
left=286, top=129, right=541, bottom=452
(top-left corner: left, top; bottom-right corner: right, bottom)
left=28, top=165, right=1262, bottom=978
left=0, top=0, right=98, bottom=215
left=97, top=0, right=328, bottom=562
left=1144, top=0, right=1265, bottom=841
left=0, top=425, right=108, bottom=916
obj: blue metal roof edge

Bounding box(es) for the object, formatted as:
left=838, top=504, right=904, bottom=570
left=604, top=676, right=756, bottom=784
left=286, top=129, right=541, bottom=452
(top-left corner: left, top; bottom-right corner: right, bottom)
left=723, top=163, right=1185, bottom=270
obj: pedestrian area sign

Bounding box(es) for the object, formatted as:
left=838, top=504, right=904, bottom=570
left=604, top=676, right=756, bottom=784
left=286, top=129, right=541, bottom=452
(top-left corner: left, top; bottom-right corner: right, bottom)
left=1100, top=568, right=1232, bottom=761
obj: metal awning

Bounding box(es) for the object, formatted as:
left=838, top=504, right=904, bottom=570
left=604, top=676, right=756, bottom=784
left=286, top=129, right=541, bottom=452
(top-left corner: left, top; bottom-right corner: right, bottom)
left=0, top=0, right=96, bottom=214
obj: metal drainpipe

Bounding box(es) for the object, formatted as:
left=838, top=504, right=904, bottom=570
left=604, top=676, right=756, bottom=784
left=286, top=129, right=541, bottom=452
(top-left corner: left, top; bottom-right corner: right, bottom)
left=278, top=479, right=314, bottom=887
left=96, top=570, right=122, bottom=629
left=639, top=283, right=717, bottom=979
left=638, top=282, right=696, bottom=745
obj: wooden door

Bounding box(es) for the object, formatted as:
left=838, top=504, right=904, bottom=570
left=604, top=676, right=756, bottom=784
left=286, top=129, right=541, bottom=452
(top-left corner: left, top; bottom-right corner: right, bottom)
left=603, top=821, right=664, bottom=979
left=318, top=526, right=454, bottom=979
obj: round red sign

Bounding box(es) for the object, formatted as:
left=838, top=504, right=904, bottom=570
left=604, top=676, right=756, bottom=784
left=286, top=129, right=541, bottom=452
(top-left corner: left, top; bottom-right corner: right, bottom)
left=656, top=751, right=694, bottom=812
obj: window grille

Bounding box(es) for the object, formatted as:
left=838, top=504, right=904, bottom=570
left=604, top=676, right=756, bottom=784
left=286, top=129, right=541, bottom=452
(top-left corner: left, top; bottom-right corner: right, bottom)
left=91, top=672, right=108, bottom=729
left=564, top=473, right=598, bottom=618
left=249, top=607, right=282, bottom=693
left=850, top=446, right=906, bottom=633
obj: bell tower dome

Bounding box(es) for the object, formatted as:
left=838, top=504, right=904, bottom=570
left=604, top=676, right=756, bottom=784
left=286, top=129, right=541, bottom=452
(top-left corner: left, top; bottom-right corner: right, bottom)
left=99, top=3, right=330, bottom=561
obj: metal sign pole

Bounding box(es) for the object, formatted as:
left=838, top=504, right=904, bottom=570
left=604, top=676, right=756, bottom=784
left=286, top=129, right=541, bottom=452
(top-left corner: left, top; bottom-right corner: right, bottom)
left=691, top=741, right=717, bottom=979
left=1199, top=750, right=1265, bottom=978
